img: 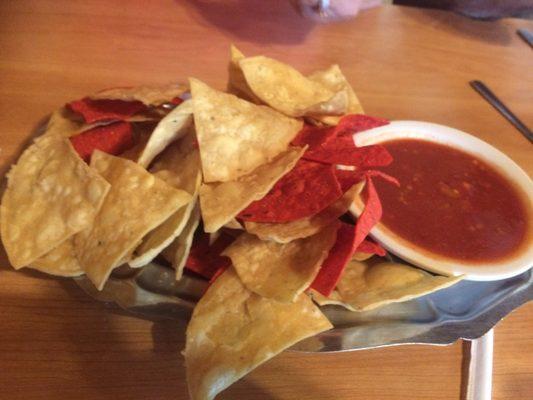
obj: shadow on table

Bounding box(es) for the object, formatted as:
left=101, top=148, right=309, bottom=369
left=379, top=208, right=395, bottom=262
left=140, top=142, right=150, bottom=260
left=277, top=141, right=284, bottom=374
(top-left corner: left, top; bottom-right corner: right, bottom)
left=3, top=271, right=329, bottom=399
left=58, top=279, right=280, bottom=399
left=399, top=6, right=514, bottom=46
left=176, top=0, right=316, bottom=45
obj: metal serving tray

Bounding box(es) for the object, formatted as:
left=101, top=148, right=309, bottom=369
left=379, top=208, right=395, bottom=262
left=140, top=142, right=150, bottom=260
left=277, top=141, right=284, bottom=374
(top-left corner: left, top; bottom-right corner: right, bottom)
left=75, top=261, right=532, bottom=352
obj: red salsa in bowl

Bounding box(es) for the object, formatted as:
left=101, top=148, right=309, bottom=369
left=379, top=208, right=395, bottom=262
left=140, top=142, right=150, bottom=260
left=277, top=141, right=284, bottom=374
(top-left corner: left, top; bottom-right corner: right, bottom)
left=373, top=139, right=529, bottom=262
left=351, top=120, right=533, bottom=280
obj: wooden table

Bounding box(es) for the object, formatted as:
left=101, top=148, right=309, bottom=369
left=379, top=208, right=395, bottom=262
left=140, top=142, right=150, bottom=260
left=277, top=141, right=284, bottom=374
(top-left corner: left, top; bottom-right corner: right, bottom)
left=0, top=1, right=531, bottom=399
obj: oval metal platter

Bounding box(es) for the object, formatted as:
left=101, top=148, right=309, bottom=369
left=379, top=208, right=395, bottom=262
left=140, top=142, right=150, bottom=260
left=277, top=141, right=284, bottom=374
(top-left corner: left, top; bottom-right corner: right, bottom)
left=75, top=260, right=532, bottom=352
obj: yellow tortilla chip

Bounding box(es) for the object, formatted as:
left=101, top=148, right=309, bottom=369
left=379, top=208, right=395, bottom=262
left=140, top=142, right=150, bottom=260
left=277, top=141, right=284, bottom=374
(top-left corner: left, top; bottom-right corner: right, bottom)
left=199, top=146, right=305, bottom=233
left=336, top=260, right=464, bottom=311
left=244, top=182, right=363, bottom=243
left=238, top=56, right=347, bottom=117
left=30, top=239, right=83, bottom=277
left=309, top=289, right=355, bottom=311
left=1, top=135, right=110, bottom=268
left=89, top=83, right=188, bottom=106
left=226, top=45, right=262, bottom=103
left=185, top=268, right=332, bottom=400
left=128, top=197, right=198, bottom=268
left=352, top=251, right=374, bottom=262
left=137, top=99, right=193, bottom=168
left=308, top=64, right=364, bottom=125
left=190, top=78, right=302, bottom=182
left=129, top=140, right=201, bottom=268
left=162, top=204, right=201, bottom=280
left=43, top=107, right=83, bottom=137
left=74, top=151, right=191, bottom=290
left=223, top=218, right=243, bottom=230
left=223, top=223, right=338, bottom=302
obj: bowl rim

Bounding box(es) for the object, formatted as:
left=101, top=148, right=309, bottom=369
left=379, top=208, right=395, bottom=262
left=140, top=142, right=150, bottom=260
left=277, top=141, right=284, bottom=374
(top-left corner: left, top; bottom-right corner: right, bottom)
left=349, top=120, right=533, bottom=281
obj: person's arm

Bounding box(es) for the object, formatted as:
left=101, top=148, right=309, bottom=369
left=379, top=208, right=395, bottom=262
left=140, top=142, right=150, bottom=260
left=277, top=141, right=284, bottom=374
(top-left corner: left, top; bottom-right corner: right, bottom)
left=393, top=0, right=533, bottom=19
left=290, top=0, right=382, bottom=22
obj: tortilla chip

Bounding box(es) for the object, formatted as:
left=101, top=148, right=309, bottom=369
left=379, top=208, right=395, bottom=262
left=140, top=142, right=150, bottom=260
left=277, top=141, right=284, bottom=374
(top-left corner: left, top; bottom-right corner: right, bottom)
left=303, top=134, right=392, bottom=168
left=137, top=99, right=194, bottom=168
left=238, top=56, right=347, bottom=117
left=346, top=172, right=399, bottom=260
left=297, top=115, right=391, bottom=168
left=335, top=114, right=389, bottom=135
left=129, top=194, right=199, bottom=266
left=335, top=169, right=363, bottom=192
left=223, top=223, right=338, bottom=302
left=89, top=83, right=188, bottom=106
left=199, top=146, right=304, bottom=233
left=224, top=218, right=243, bottom=230
left=352, top=251, right=374, bottom=262
left=238, top=159, right=342, bottom=223
left=117, top=122, right=154, bottom=161
left=67, top=98, right=147, bottom=124
left=44, top=107, right=84, bottom=137
left=310, top=222, right=358, bottom=297
left=186, top=231, right=235, bottom=279
left=185, top=268, right=332, bottom=400
left=74, top=151, right=191, bottom=290
left=129, top=197, right=199, bottom=268
left=227, top=45, right=262, bottom=103
left=190, top=78, right=302, bottom=182
left=308, top=64, right=364, bottom=125
left=309, top=289, right=355, bottom=311
left=129, top=137, right=201, bottom=268
left=356, top=239, right=386, bottom=257
left=69, top=121, right=135, bottom=162
left=244, top=182, right=363, bottom=243
left=1, top=135, right=110, bottom=268
left=163, top=204, right=201, bottom=280
left=291, top=123, right=336, bottom=150
left=336, top=260, right=464, bottom=311
left=149, top=131, right=200, bottom=184
left=30, top=239, right=83, bottom=277
left=44, top=104, right=159, bottom=139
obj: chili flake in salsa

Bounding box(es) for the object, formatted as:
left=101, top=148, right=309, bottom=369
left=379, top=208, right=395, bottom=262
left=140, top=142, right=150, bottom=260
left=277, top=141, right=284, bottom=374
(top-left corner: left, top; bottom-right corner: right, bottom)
left=373, top=139, right=529, bottom=262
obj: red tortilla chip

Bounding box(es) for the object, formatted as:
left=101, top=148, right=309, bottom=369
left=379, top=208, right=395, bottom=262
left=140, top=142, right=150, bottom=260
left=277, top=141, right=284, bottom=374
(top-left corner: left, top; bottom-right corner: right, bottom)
left=303, top=135, right=392, bottom=167
left=333, top=114, right=389, bottom=136
left=170, top=97, right=184, bottom=105
left=335, top=169, right=362, bottom=192
left=291, top=124, right=336, bottom=150
left=336, top=169, right=399, bottom=192
left=353, top=170, right=399, bottom=248
left=356, top=239, right=386, bottom=257
left=362, top=169, right=400, bottom=186
left=353, top=177, right=380, bottom=249
left=310, top=222, right=356, bottom=296
left=300, top=114, right=392, bottom=167
left=353, top=177, right=383, bottom=249
left=311, top=171, right=397, bottom=296
left=67, top=97, right=146, bottom=123
left=238, top=159, right=342, bottom=223
left=69, top=121, right=134, bottom=162
left=185, top=231, right=235, bottom=279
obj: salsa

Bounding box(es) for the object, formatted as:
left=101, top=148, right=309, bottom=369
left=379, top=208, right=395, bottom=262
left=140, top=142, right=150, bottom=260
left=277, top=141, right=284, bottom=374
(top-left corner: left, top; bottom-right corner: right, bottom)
left=373, top=139, right=529, bottom=262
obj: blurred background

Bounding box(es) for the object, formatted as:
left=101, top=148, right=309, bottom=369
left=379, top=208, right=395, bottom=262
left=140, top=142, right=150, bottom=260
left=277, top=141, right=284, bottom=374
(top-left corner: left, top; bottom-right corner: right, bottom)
left=291, top=0, right=533, bottom=21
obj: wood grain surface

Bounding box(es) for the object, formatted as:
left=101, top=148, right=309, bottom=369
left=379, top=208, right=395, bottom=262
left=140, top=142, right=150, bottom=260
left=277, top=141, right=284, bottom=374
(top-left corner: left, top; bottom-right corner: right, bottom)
left=0, top=1, right=532, bottom=399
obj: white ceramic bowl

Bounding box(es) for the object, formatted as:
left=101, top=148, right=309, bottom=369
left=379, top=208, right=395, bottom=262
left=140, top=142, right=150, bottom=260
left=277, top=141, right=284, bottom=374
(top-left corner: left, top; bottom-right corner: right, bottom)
left=350, top=121, right=533, bottom=281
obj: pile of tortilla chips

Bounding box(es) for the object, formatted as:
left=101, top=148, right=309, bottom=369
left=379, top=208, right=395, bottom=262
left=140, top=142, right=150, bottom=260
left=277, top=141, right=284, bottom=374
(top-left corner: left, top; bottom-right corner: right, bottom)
left=0, top=47, right=463, bottom=400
